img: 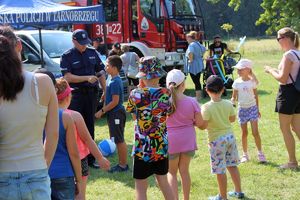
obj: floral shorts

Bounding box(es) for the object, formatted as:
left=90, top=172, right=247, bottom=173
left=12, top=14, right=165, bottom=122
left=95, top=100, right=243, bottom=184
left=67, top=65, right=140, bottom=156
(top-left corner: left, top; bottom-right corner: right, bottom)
left=209, top=134, right=240, bottom=174
left=238, top=105, right=259, bottom=124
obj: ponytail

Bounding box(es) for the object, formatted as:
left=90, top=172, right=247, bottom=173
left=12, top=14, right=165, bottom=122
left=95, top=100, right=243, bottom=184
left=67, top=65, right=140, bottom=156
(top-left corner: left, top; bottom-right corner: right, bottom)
left=294, top=32, right=299, bottom=49
left=169, top=83, right=178, bottom=115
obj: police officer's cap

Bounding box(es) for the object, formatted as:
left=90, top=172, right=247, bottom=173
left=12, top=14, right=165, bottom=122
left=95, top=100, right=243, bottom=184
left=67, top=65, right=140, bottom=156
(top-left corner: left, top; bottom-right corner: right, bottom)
left=72, top=29, right=91, bottom=45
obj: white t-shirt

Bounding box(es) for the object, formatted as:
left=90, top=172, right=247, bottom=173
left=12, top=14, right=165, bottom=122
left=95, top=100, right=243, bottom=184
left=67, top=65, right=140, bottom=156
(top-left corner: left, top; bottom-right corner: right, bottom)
left=232, top=77, right=257, bottom=108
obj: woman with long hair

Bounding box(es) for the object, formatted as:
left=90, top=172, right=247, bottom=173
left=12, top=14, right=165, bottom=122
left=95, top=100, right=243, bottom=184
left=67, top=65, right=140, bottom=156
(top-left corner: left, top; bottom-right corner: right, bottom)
left=265, top=27, right=300, bottom=169
left=0, top=26, right=58, bottom=199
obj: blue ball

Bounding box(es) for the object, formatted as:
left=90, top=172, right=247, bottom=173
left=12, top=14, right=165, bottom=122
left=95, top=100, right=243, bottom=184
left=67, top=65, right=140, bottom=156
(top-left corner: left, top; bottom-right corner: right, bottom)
left=98, top=139, right=116, bottom=157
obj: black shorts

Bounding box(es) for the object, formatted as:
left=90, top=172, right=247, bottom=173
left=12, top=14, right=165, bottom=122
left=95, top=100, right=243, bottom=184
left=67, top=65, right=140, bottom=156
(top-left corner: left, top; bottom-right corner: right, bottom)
left=133, top=157, right=169, bottom=179
left=81, top=156, right=89, bottom=177
left=128, top=77, right=139, bottom=86
left=275, top=84, right=300, bottom=115
left=107, top=109, right=126, bottom=144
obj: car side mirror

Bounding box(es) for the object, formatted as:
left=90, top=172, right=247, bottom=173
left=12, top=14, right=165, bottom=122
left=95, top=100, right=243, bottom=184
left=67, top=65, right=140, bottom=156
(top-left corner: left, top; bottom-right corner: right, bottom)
left=27, top=53, right=41, bottom=64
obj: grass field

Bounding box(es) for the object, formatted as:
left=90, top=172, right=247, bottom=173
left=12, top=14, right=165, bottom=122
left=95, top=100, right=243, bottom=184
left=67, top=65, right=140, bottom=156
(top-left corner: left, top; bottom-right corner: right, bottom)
left=87, top=38, right=300, bottom=200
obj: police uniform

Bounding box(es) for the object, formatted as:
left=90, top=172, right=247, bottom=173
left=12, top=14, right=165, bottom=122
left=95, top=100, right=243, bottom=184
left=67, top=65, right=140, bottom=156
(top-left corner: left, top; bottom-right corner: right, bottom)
left=60, top=30, right=105, bottom=166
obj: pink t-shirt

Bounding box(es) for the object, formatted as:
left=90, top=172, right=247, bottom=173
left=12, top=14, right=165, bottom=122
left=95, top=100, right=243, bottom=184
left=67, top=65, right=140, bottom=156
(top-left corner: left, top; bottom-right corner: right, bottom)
left=279, top=50, right=300, bottom=85
left=166, top=96, right=201, bottom=154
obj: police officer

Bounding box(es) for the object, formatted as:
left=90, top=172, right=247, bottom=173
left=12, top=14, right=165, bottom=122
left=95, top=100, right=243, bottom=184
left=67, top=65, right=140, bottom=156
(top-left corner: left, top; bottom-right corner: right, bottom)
left=60, top=29, right=106, bottom=168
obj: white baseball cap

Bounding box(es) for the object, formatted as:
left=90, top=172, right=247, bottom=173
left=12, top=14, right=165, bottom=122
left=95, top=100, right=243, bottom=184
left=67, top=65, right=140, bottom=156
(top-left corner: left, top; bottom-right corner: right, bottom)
left=166, top=69, right=185, bottom=87
left=233, top=59, right=253, bottom=70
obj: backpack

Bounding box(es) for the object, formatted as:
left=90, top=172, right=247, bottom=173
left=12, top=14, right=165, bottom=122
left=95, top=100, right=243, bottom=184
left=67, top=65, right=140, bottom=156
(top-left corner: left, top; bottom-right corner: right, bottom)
left=289, top=51, right=300, bottom=92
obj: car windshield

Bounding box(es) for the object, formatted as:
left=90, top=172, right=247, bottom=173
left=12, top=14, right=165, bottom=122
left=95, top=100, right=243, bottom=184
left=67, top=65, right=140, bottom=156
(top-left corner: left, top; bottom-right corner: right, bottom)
left=32, top=32, right=73, bottom=58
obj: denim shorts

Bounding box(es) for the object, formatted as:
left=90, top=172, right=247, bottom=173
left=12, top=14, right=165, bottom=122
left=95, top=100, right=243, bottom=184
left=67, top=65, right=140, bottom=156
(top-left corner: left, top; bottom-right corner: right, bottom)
left=51, top=176, right=75, bottom=200
left=0, top=168, right=51, bottom=200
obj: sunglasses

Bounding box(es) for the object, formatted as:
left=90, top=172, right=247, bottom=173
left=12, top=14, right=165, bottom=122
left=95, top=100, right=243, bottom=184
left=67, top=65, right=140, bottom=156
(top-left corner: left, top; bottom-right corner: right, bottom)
left=277, top=37, right=284, bottom=42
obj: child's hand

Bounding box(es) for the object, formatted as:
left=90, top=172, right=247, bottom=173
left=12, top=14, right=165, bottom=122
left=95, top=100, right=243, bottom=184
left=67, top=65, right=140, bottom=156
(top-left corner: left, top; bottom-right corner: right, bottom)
left=75, top=181, right=83, bottom=200
left=95, top=110, right=103, bottom=119
left=98, top=157, right=110, bottom=171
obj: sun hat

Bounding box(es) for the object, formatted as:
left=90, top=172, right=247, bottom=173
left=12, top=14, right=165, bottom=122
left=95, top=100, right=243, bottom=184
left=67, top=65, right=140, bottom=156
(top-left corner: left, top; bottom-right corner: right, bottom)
left=72, top=29, right=91, bottom=45
left=233, top=59, right=253, bottom=70
left=206, top=75, right=224, bottom=93
left=166, top=69, right=185, bottom=87
left=136, top=56, right=166, bottom=80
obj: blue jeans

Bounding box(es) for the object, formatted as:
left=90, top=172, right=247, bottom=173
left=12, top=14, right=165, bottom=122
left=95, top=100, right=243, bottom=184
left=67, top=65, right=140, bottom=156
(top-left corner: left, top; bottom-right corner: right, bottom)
left=0, top=169, right=51, bottom=200
left=51, top=177, right=75, bottom=200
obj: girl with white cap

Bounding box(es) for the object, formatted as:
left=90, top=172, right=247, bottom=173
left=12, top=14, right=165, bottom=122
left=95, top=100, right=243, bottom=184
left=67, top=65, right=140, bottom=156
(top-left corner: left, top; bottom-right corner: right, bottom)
left=231, top=59, right=267, bottom=163
left=166, top=69, right=204, bottom=200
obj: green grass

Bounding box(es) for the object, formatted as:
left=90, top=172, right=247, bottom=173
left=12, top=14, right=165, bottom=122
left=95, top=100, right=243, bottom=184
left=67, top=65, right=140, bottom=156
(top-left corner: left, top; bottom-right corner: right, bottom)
left=87, top=39, right=300, bottom=200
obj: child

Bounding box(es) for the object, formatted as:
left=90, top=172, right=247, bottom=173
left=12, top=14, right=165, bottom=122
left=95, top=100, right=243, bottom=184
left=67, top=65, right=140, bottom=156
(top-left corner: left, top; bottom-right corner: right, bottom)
left=231, top=59, right=267, bottom=163
left=55, top=78, right=111, bottom=200
left=95, top=55, right=128, bottom=173
left=166, top=69, right=204, bottom=200
left=126, top=56, right=175, bottom=200
left=49, top=79, right=83, bottom=200
left=200, top=75, right=244, bottom=200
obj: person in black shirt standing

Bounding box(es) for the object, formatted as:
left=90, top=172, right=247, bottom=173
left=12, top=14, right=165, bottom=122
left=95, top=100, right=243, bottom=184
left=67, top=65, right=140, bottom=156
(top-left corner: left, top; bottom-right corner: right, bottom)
left=60, top=29, right=106, bottom=168
left=209, top=35, right=233, bottom=57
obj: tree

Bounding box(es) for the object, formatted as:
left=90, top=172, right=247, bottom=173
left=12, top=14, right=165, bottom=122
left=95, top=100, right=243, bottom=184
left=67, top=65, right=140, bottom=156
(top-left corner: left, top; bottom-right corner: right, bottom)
left=221, top=23, right=233, bottom=39
left=210, top=0, right=300, bottom=34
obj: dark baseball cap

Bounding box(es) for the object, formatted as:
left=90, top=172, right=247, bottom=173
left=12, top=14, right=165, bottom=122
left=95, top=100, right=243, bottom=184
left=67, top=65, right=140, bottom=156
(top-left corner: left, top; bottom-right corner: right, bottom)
left=72, top=29, right=91, bottom=45
left=113, top=42, right=121, bottom=49
left=206, top=75, right=224, bottom=93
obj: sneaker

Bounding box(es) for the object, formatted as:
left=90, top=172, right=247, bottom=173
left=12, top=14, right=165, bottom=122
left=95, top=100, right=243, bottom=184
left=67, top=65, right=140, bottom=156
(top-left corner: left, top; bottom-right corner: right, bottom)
left=228, top=191, right=245, bottom=199
left=208, top=194, right=227, bottom=200
left=279, top=162, right=298, bottom=169
left=240, top=154, right=249, bottom=163
left=108, top=164, right=129, bottom=173
left=89, top=162, right=100, bottom=169
left=257, top=152, right=267, bottom=163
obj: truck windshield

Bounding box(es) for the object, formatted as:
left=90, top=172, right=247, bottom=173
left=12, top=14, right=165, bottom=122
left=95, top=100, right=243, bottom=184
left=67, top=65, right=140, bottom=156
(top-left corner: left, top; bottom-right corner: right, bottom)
left=165, top=0, right=200, bottom=17
left=32, top=32, right=73, bottom=58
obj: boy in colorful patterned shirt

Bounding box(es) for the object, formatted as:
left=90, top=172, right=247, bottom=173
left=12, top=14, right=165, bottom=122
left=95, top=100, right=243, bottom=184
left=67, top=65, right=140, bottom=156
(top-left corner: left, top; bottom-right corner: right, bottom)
left=126, top=56, right=174, bottom=200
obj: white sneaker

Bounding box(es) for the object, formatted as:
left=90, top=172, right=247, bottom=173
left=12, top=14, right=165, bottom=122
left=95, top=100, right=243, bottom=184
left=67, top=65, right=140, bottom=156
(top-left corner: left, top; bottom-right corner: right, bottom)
left=240, top=154, right=249, bottom=163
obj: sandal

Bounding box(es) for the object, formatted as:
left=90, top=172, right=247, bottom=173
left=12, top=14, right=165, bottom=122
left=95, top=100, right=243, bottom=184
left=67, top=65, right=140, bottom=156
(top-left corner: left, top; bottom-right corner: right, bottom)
left=279, top=162, right=298, bottom=169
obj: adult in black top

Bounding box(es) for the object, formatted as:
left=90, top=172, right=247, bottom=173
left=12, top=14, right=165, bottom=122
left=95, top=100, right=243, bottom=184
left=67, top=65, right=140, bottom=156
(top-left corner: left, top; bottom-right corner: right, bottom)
left=209, top=35, right=233, bottom=57
left=60, top=29, right=106, bottom=167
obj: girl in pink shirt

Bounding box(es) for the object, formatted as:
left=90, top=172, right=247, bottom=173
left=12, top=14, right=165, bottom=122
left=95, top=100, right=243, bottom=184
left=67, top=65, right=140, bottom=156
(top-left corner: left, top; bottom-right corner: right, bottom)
left=166, top=69, right=204, bottom=200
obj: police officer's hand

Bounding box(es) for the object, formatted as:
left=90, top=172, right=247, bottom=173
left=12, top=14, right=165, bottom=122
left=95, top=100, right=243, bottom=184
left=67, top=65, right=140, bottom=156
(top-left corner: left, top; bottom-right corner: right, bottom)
left=87, top=75, right=98, bottom=84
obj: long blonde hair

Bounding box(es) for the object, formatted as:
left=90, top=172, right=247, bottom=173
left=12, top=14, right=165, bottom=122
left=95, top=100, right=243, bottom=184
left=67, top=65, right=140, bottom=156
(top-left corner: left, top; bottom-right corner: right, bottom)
left=278, top=27, right=299, bottom=49
left=168, top=82, right=184, bottom=115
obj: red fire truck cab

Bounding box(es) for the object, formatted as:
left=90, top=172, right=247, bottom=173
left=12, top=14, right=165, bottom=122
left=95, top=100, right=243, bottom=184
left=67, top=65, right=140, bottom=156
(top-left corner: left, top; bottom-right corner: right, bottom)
left=63, top=0, right=205, bottom=71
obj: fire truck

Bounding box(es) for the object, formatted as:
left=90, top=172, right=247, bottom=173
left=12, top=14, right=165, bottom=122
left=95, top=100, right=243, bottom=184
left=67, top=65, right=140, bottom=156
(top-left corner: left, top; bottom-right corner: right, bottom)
left=60, top=0, right=205, bottom=70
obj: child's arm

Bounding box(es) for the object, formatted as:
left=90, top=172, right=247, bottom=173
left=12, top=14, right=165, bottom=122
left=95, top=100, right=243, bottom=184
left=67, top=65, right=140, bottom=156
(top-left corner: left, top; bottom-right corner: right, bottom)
left=231, top=89, right=238, bottom=107
left=194, top=112, right=205, bottom=129
left=95, top=94, right=119, bottom=118
left=198, top=119, right=208, bottom=130
left=253, top=88, right=261, bottom=117
left=73, top=112, right=110, bottom=170
left=63, top=113, right=82, bottom=197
